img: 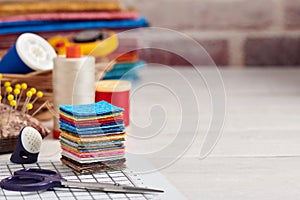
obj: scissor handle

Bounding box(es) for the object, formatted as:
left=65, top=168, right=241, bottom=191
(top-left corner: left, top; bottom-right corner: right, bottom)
left=14, top=168, right=59, bottom=177
left=0, top=175, right=62, bottom=192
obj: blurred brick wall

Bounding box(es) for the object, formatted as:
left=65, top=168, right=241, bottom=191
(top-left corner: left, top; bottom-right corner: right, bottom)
left=125, top=0, right=300, bottom=66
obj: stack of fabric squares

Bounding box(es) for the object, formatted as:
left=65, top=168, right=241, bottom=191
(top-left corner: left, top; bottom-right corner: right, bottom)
left=59, top=100, right=126, bottom=173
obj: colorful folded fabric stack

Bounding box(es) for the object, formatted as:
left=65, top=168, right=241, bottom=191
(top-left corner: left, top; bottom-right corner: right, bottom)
left=105, top=38, right=145, bottom=80
left=59, top=100, right=126, bottom=173
left=0, top=1, right=149, bottom=58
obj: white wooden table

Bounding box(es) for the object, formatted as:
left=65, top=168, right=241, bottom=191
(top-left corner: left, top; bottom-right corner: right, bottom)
left=2, top=67, right=300, bottom=200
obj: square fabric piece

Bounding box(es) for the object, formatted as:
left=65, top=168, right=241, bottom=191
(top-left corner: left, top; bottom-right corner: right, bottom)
left=60, top=100, right=123, bottom=117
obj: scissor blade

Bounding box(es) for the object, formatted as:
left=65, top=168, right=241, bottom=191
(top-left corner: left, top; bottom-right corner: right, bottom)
left=123, top=186, right=164, bottom=193
left=61, top=180, right=163, bottom=194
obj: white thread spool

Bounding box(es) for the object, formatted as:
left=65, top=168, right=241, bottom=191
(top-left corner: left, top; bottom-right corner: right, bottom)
left=53, top=46, right=95, bottom=139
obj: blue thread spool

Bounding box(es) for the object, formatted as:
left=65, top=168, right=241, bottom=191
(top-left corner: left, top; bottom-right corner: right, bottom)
left=0, top=33, right=56, bottom=74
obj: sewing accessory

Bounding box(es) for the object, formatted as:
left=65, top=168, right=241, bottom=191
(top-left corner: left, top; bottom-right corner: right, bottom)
left=0, top=168, right=164, bottom=193
left=21, top=91, right=32, bottom=112
left=16, top=82, right=27, bottom=109
left=31, top=91, right=43, bottom=105
left=0, top=33, right=57, bottom=74
left=10, top=100, right=16, bottom=107
left=13, top=88, right=20, bottom=97
left=2, top=86, right=12, bottom=104
left=30, top=87, right=37, bottom=95
left=7, top=94, right=14, bottom=101
left=10, top=126, right=42, bottom=164
left=13, top=88, right=20, bottom=109
left=53, top=45, right=95, bottom=139
left=4, top=81, right=11, bottom=88
left=14, top=83, right=21, bottom=89
left=26, top=103, right=33, bottom=113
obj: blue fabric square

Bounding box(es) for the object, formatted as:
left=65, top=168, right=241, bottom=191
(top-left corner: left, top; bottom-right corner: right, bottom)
left=59, top=100, right=123, bottom=118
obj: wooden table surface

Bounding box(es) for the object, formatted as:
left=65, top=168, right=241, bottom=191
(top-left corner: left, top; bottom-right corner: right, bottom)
left=129, top=67, right=300, bottom=200
left=2, top=67, right=300, bottom=200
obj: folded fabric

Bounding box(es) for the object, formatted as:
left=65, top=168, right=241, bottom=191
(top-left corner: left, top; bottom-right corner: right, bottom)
left=0, top=1, right=121, bottom=17
left=61, top=156, right=126, bottom=173
left=113, top=61, right=145, bottom=70
left=62, top=146, right=125, bottom=158
left=103, top=61, right=145, bottom=80
left=61, top=143, right=124, bottom=153
left=59, top=118, right=124, bottom=129
left=103, top=72, right=139, bottom=81
left=60, top=139, right=124, bottom=149
left=62, top=151, right=125, bottom=163
left=0, top=11, right=138, bottom=22
left=60, top=110, right=122, bottom=121
left=60, top=131, right=125, bottom=143
left=59, top=114, right=124, bottom=125
left=0, top=17, right=149, bottom=35
left=60, top=130, right=125, bottom=138
left=62, top=156, right=126, bottom=166
left=60, top=100, right=123, bottom=118
left=60, top=125, right=125, bottom=135
left=109, top=51, right=139, bottom=62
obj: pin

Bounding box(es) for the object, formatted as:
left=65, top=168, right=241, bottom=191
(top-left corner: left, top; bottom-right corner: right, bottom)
left=7, top=99, right=16, bottom=124
left=32, top=100, right=50, bottom=117
left=15, top=84, right=21, bottom=90
left=30, top=91, right=43, bottom=105
left=6, top=86, right=12, bottom=93
left=22, top=91, right=32, bottom=113
left=3, top=86, right=12, bottom=104
left=13, top=88, right=20, bottom=109
left=21, top=83, right=27, bottom=90
left=4, top=81, right=11, bottom=88
left=30, top=88, right=36, bottom=95
left=25, top=103, right=33, bottom=114
left=17, top=83, right=27, bottom=110
left=7, top=94, right=14, bottom=102
left=10, top=100, right=16, bottom=107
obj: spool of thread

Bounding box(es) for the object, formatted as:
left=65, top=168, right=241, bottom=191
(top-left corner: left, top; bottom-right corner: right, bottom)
left=95, top=80, right=131, bottom=126
left=0, top=33, right=56, bottom=74
left=53, top=45, right=95, bottom=139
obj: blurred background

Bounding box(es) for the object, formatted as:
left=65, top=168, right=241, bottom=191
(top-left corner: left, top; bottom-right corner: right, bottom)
left=0, top=0, right=299, bottom=67
left=126, top=0, right=300, bottom=67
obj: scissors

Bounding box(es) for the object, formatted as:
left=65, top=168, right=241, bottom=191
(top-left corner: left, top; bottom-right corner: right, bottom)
left=0, top=168, right=164, bottom=193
